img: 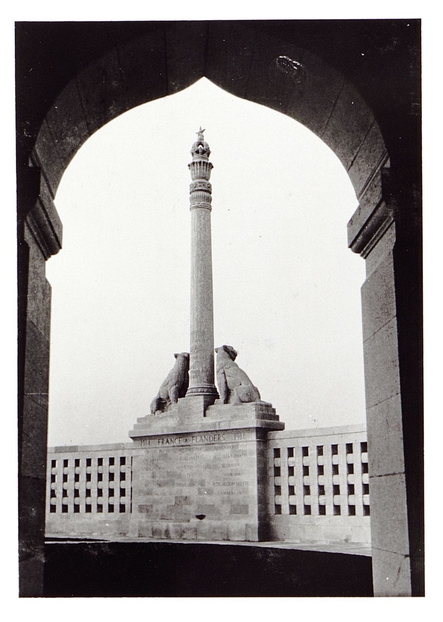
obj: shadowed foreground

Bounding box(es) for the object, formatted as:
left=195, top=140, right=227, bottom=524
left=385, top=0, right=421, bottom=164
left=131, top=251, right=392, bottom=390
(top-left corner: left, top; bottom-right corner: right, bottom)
left=43, top=540, right=373, bottom=597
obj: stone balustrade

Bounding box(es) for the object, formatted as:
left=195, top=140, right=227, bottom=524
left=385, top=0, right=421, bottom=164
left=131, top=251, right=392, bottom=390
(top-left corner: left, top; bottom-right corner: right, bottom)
left=46, top=424, right=370, bottom=545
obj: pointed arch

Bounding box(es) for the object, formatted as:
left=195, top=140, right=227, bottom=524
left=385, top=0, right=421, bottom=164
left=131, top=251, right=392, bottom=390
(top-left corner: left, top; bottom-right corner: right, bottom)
left=18, top=21, right=422, bottom=597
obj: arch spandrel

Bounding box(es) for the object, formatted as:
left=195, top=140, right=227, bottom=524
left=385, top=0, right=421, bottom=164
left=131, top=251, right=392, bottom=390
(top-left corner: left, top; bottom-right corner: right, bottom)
left=33, top=22, right=387, bottom=208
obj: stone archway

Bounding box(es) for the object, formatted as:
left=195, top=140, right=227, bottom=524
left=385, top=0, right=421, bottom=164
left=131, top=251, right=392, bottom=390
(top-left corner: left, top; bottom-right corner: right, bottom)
left=33, top=24, right=386, bottom=203
left=18, top=21, right=422, bottom=597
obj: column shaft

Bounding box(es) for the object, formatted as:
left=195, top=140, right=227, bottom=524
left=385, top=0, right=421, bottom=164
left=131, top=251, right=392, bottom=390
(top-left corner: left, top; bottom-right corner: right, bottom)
left=188, top=206, right=216, bottom=391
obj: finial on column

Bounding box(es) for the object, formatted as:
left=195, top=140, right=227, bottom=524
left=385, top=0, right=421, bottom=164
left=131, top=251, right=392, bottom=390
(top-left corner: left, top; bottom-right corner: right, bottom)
left=190, top=128, right=211, bottom=161
left=188, top=128, right=213, bottom=210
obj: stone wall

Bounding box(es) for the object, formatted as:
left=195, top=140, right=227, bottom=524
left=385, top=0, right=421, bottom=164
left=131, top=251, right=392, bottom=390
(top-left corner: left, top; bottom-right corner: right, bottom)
left=46, top=425, right=370, bottom=545
left=267, top=425, right=370, bottom=544
left=46, top=443, right=143, bottom=538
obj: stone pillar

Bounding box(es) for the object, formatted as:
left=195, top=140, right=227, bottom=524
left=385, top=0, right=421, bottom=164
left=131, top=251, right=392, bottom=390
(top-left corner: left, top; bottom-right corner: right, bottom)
left=348, top=167, right=423, bottom=596
left=186, top=129, right=219, bottom=407
left=128, top=129, right=285, bottom=542
left=18, top=165, right=63, bottom=596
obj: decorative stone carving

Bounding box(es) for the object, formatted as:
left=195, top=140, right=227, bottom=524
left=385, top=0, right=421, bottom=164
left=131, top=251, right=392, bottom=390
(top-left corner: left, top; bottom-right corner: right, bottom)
left=190, top=180, right=212, bottom=193
left=215, top=345, right=261, bottom=405
left=150, top=353, right=190, bottom=415
left=188, top=129, right=213, bottom=212
left=190, top=127, right=211, bottom=158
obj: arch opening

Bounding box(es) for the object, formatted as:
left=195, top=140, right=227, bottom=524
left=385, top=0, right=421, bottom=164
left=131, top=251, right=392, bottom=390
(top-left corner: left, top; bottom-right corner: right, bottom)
left=46, top=78, right=366, bottom=446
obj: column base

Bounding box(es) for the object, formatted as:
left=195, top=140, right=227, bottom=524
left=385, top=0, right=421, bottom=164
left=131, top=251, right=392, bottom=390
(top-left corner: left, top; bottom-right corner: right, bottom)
left=185, top=385, right=219, bottom=411
left=129, top=399, right=284, bottom=439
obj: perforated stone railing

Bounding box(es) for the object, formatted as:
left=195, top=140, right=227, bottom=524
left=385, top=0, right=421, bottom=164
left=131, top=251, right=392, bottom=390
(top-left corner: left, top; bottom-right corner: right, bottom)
left=46, top=444, right=138, bottom=521
left=46, top=425, right=370, bottom=544
left=267, top=425, right=370, bottom=544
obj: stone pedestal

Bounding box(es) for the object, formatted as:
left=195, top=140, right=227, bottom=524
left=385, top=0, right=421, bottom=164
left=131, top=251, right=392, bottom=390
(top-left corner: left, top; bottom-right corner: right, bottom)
left=128, top=399, right=284, bottom=541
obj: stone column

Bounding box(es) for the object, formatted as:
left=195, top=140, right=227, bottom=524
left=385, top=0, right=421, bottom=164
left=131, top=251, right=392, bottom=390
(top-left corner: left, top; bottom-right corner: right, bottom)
left=186, top=129, right=219, bottom=406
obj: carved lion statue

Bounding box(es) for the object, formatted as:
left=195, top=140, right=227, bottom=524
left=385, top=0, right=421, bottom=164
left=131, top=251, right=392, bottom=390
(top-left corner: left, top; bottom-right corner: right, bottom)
left=215, top=345, right=261, bottom=405
left=150, top=352, right=190, bottom=415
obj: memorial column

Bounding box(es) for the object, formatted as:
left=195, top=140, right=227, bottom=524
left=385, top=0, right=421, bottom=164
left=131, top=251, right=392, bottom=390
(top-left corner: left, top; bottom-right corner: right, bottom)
left=186, top=129, right=219, bottom=406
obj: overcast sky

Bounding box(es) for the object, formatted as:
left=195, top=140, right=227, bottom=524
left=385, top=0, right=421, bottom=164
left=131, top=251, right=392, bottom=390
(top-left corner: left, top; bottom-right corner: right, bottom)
left=46, top=77, right=366, bottom=447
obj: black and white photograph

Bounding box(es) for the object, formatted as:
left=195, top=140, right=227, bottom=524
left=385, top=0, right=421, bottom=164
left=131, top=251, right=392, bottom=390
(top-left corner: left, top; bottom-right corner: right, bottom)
left=13, top=7, right=428, bottom=605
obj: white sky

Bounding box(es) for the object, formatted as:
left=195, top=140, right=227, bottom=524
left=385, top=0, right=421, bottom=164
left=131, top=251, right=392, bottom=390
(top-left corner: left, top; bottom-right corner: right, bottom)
left=46, top=77, right=366, bottom=446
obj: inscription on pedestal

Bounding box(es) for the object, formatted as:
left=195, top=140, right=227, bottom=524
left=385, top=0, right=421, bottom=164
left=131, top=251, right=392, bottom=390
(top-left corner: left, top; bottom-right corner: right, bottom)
left=130, top=428, right=266, bottom=541
left=135, top=430, right=248, bottom=448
